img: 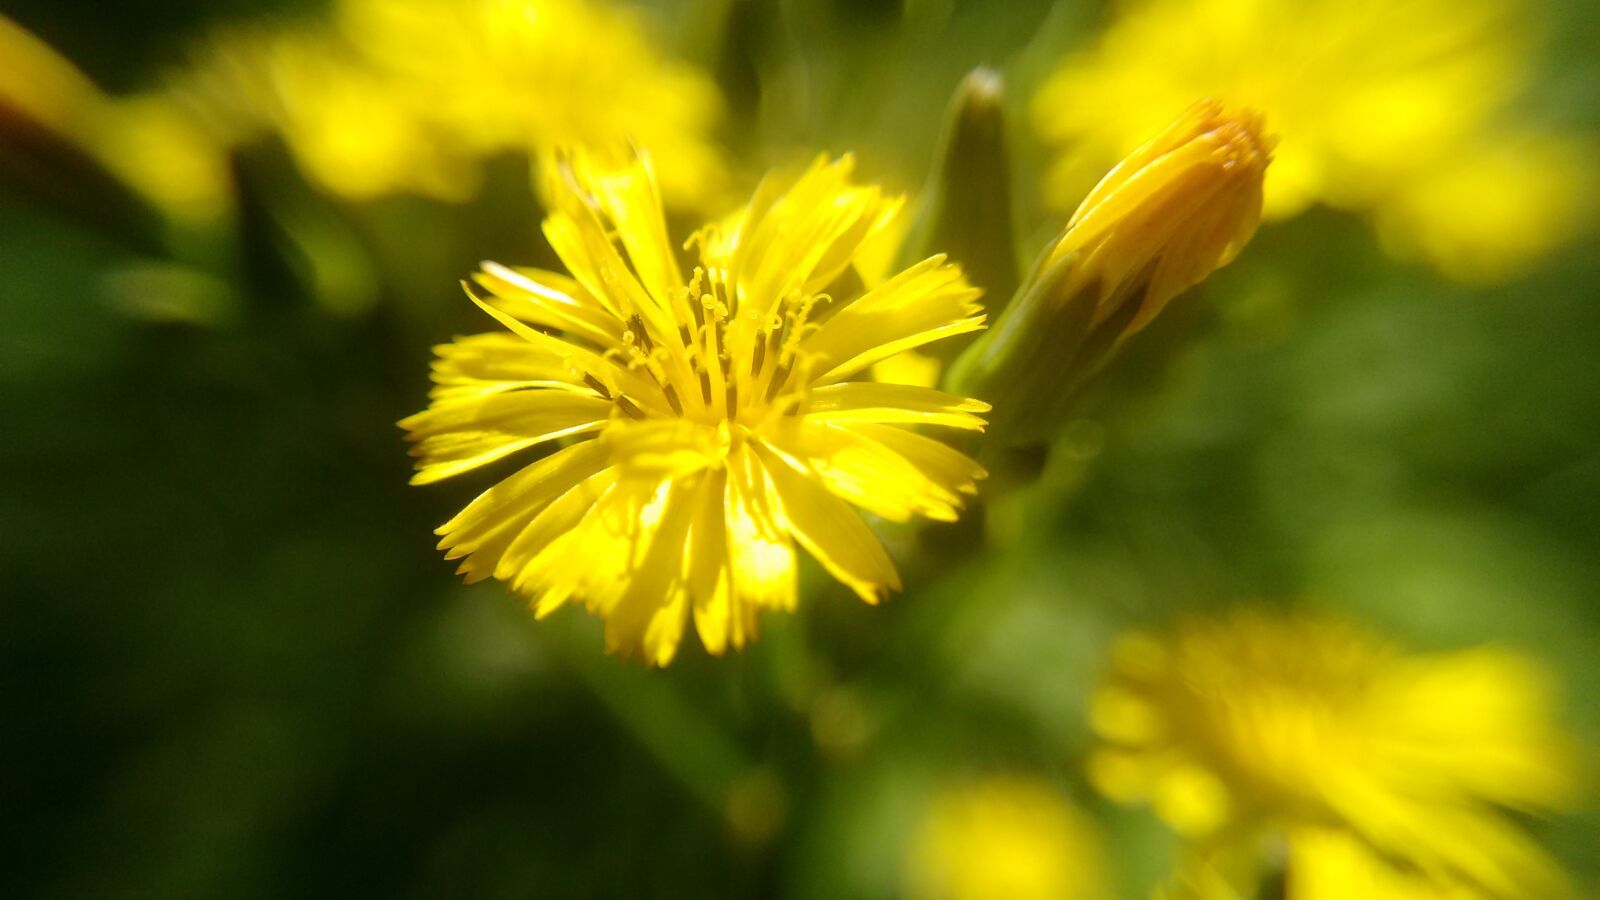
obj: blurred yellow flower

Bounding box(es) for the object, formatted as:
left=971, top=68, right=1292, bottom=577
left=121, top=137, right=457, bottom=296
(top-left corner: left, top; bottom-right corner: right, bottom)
left=1290, top=827, right=1499, bottom=900
left=91, top=94, right=235, bottom=222
left=137, top=0, right=726, bottom=206
left=1089, top=607, right=1577, bottom=899
left=252, top=33, right=479, bottom=203
left=0, top=13, right=99, bottom=136
left=1373, top=132, right=1597, bottom=284
left=141, top=26, right=477, bottom=204
left=906, top=775, right=1107, bottom=900
left=337, top=0, right=726, bottom=208
left=0, top=14, right=232, bottom=222
left=1035, top=0, right=1593, bottom=282
left=402, top=150, right=988, bottom=665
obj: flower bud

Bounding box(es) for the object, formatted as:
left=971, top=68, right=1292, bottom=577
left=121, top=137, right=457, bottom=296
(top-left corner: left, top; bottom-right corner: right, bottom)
left=896, top=67, right=1019, bottom=329
left=949, top=100, right=1272, bottom=445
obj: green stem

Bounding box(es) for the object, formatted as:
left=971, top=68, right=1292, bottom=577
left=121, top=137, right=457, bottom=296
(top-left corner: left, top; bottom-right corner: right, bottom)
left=550, top=614, right=750, bottom=810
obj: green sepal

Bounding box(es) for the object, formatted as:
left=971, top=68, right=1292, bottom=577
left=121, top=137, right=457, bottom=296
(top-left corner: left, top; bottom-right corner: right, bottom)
left=947, top=240, right=1093, bottom=445
left=895, top=67, right=1019, bottom=354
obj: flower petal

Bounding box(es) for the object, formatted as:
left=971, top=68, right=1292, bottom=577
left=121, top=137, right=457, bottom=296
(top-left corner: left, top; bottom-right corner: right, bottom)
left=763, top=421, right=968, bottom=523
left=572, top=151, right=684, bottom=309
left=805, top=255, right=984, bottom=382
left=512, top=475, right=651, bottom=617
left=401, top=390, right=612, bottom=484
left=731, top=155, right=897, bottom=315
left=755, top=444, right=899, bottom=603
left=425, top=332, right=592, bottom=405
left=804, top=382, right=990, bottom=430
left=436, top=438, right=612, bottom=583
left=725, top=444, right=798, bottom=609
left=472, top=261, right=624, bottom=351
left=846, top=423, right=987, bottom=497
left=686, top=467, right=736, bottom=655
left=603, top=477, right=698, bottom=666
left=498, top=468, right=619, bottom=604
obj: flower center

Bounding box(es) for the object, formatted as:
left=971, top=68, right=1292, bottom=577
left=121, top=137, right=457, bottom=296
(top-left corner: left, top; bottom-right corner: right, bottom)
left=600, top=262, right=821, bottom=432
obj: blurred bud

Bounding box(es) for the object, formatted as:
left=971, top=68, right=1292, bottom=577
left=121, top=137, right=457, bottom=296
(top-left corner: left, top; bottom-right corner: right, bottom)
left=101, top=261, right=239, bottom=328
left=949, top=100, right=1272, bottom=445
left=896, top=68, right=1018, bottom=348
left=809, top=684, right=876, bottom=759
left=724, top=767, right=789, bottom=850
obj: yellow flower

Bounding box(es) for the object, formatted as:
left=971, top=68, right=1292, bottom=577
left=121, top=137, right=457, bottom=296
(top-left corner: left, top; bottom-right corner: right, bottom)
left=140, top=0, right=725, bottom=206
left=1373, top=132, right=1597, bottom=284
left=337, top=0, right=726, bottom=208
left=1089, top=607, right=1577, bottom=899
left=146, top=27, right=467, bottom=203
left=250, top=32, right=479, bottom=202
left=1289, top=827, right=1502, bottom=900
left=1035, top=0, right=1592, bottom=281
left=90, top=94, right=236, bottom=223
left=402, top=150, right=988, bottom=665
left=905, top=775, right=1108, bottom=900
left=0, top=12, right=100, bottom=136
left=951, top=101, right=1270, bottom=443
left=0, top=14, right=232, bottom=223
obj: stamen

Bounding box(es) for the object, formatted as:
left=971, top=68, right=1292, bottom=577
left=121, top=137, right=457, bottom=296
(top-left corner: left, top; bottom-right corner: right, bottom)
left=628, top=314, right=653, bottom=352
left=686, top=268, right=708, bottom=331
left=778, top=354, right=818, bottom=415
left=582, top=373, right=612, bottom=399
left=765, top=360, right=791, bottom=402
left=778, top=294, right=816, bottom=366
left=615, top=395, right=647, bottom=420
left=751, top=331, right=767, bottom=375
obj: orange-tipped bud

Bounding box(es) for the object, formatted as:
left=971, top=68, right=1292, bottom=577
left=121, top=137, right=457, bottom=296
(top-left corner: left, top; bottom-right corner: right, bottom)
left=1053, top=99, right=1272, bottom=334
left=948, top=100, right=1273, bottom=446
